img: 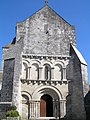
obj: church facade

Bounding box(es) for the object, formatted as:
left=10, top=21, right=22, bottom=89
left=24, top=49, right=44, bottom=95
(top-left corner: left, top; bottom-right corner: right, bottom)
left=0, top=3, right=89, bottom=120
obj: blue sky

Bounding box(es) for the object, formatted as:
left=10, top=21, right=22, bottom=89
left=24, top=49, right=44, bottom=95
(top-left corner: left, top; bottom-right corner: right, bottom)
left=0, top=0, right=90, bottom=82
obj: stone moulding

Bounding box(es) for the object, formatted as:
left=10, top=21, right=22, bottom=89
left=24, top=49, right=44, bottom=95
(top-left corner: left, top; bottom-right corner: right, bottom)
left=22, top=54, right=71, bottom=60
left=21, top=79, right=68, bottom=85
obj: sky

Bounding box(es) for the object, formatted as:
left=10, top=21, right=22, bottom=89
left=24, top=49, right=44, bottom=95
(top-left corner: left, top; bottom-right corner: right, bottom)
left=0, top=0, right=90, bottom=82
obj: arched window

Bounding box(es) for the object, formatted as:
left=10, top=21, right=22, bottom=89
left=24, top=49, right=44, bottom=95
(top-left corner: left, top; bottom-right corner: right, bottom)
left=31, top=63, right=39, bottom=80
left=23, top=62, right=28, bottom=79
left=54, top=64, right=63, bottom=80
left=44, top=64, right=51, bottom=80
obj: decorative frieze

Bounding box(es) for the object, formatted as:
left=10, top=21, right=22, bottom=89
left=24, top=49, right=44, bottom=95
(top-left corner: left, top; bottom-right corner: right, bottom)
left=21, top=79, right=68, bottom=85
left=22, top=54, right=70, bottom=60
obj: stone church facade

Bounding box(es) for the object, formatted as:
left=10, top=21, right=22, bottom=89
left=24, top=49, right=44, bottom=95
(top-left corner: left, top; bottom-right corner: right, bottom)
left=0, top=3, right=89, bottom=120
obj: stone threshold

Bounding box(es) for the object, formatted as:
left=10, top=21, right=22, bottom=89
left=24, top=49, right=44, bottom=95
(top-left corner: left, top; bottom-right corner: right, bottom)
left=30, top=117, right=56, bottom=120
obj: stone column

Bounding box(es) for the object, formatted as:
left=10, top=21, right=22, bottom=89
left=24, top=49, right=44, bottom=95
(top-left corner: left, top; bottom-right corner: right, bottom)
left=29, top=101, right=40, bottom=119
left=27, top=67, right=29, bottom=79
left=63, top=100, right=66, bottom=116
left=25, top=67, right=28, bottom=79
left=53, top=100, right=56, bottom=117
left=60, top=101, right=63, bottom=117
left=30, top=102, right=34, bottom=118
left=29, top=102, right=31, bottom=118
left=34, top=101, right=40, bottom=118
left=34, top=102, right=36, bottom=118
left=29, top=101, right=32, bottom=118
left=39, top=67, right=42, bottom=80
left=51, top=67, right=54, bottom=80
left=27, top=67, right=31, bottom=80
left=53, top=99, right=59, bottom=118
left=58, top=100, right=61, bottom=119
left=37, top=101, right=40, bottom=117
left=29, top=67, right=31, bottom=80
left=60, top=100, right=66, bottom=118
left=63, top=67, right=66, bottom=80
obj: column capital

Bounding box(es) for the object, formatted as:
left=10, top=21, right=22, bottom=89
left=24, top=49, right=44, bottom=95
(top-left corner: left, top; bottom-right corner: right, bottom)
left=39, top=67, right=43, bottom=69
left=28, top=66, right=31, bottom=68
left=51, top=67, right=54, bottom=69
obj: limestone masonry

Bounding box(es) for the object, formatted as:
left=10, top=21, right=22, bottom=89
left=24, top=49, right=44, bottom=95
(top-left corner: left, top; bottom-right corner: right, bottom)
left=0, top=4, right=89, bottom=120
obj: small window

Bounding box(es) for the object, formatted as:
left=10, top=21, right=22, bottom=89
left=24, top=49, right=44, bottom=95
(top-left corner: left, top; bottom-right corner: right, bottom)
left=45, top=64, right=51, bottom=80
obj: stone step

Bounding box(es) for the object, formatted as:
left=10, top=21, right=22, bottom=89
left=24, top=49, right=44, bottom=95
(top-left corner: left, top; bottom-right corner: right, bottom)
left=30, top=117, right=57, bottom=120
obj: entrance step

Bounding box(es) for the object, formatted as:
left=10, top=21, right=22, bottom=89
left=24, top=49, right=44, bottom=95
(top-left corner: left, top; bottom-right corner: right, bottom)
left=30, top=118, right=65, bottom=120
left=30, top=117, right=56, bottom=120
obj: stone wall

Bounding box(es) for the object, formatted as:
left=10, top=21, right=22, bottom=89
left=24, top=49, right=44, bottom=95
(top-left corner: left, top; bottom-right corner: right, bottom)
left=84, top=90, right=90, bottom=120
left=1, top=39, right=24, bottom=114
left=0, top=70, right=3, bottom=91
left=1, top=59, right=15, bottom=102
left=0, top=103, right=11, bottom=119
left=66, top=45, right=87, bottom=120
left=0, top=4, right=88, bottom=120
left=16, top=5, right=76, bottom=56
left=81, top=64, right=89, bottom=96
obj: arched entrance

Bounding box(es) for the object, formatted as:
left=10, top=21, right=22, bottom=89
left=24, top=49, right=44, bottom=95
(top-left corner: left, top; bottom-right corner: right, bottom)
left=40, top=94, right=53, bottom=117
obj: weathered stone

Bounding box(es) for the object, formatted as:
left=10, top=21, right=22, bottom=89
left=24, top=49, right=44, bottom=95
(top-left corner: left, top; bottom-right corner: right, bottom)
left=0, top=4, right=89, bottom=120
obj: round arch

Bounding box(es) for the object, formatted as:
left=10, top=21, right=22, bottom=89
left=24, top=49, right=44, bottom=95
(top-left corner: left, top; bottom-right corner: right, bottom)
left=21, top=91, right=32, bottom=101
left=30, top=60, right=41, bottom=67
left=53, top=60, right=66, bottom=68
left=22, top=59, right=30, bottom=66
left=32, top=85, right=63, bottom=101
left=42, top=61, right=53, bottom=68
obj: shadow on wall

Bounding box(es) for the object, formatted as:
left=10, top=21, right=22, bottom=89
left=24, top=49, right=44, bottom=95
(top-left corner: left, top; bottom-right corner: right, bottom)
left=84, top=90, right=90, bottom=120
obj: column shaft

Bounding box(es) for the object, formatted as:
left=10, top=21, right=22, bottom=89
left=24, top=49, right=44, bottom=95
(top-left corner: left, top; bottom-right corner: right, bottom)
left=63, top=68, right=66, bottom=80
left=39, top=67, right=42, bottom=80
left=51, top=68, right=54, bottom=80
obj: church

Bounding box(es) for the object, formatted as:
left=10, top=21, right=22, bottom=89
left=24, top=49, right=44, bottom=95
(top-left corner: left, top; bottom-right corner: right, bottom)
left=0, top=1, right=89, bottom=120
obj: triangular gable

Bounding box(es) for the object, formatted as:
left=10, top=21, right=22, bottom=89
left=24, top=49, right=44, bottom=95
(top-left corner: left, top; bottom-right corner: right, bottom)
left=18, top=5, right=73, bottom=27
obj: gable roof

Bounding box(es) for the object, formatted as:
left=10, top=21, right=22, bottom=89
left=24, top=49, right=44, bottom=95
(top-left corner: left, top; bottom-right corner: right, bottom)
left=71, top=44, right=87, bottom=65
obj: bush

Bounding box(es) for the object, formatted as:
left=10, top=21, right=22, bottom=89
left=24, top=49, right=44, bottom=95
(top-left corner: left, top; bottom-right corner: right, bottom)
left=6, top=105, right=19, bottom=117
left=6, top=110, right=19, bottom=117
left=9, top=106, right=17, bottom=111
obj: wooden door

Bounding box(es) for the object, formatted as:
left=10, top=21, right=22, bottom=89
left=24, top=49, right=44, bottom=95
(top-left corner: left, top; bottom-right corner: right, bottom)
left=40, top=94, right=53, bottom=117
left=40, top=95, right=46, bottom=117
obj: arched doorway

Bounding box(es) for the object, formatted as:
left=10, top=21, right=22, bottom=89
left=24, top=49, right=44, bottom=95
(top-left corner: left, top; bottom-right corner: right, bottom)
left=40, top=94, right=53, bottom=117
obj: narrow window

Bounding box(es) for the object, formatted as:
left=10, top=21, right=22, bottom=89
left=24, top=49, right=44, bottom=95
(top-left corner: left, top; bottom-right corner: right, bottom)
left=45, top=64, right=51, bottom=80
left=45, top=66, right=49, bottom=80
